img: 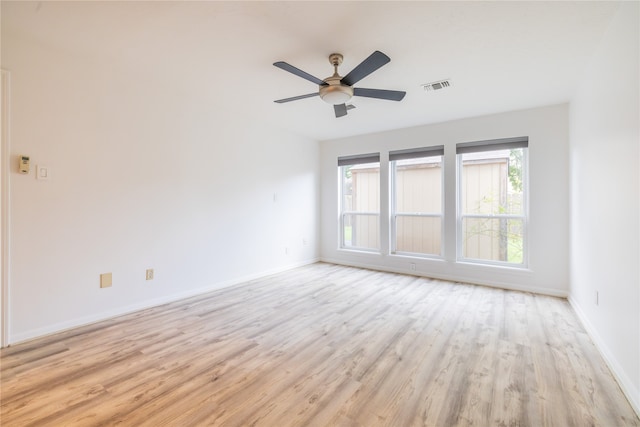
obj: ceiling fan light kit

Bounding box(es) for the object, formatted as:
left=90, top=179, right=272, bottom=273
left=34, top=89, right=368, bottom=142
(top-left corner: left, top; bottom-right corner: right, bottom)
left=319, top=84, right=353, bottom=105
left=273, top=50, right=406, bottom=118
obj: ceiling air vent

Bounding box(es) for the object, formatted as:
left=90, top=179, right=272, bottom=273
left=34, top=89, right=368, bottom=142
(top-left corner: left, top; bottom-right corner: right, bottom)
left=422, top=79, right=451, bottom=92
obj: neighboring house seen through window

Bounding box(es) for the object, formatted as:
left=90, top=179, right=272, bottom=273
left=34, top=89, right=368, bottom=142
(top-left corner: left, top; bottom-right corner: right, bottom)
left=390, top=146, right=444, bottom=257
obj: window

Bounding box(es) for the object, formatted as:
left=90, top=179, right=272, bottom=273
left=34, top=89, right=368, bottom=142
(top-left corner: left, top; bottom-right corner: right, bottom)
left=457, top=137, right=528, bottom=266
left=390, top=146, right=444, bottom=256
left=338, top=153, right=380, bottom=251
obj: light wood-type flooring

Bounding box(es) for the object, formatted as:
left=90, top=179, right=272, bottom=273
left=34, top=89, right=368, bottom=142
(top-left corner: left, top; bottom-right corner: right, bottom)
left=1, top=263, right=638, bottom=426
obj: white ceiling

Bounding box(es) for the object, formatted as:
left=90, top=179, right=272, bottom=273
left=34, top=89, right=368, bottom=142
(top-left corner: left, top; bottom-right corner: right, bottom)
left=2, top=1, right=620, bottom=141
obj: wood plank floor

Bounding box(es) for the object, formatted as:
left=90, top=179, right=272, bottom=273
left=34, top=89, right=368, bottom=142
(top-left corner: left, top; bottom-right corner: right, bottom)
left=1, top=263, right=638, bottom=426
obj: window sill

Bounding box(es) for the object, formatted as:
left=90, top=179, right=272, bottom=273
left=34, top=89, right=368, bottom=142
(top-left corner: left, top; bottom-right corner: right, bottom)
left=337, top=247, right=381, bottom=256
left=390, top=252, right=444, bottom=262
left=456, top=259, right=531, bottom=272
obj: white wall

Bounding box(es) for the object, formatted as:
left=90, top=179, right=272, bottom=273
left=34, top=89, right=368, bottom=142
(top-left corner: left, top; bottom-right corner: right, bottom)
left=320, top=104, right=569, bottom=296
left=569, top=1, right=640, bottom=414
left=2, top=30, right=319, bottom=343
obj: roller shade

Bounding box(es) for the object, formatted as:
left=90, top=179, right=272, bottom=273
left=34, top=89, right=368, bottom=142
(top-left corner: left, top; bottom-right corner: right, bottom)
left=337, top=153, right=380, bottom=167
left=389, top=145, right=444, bottom=161
left=456, top=136, right=528, bottom=154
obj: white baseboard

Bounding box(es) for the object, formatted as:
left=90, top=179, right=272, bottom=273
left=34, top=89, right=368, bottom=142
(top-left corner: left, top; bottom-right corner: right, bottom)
left=8, top=258, right=319, bottom=346
left=569, top=296, right=640, bottom=418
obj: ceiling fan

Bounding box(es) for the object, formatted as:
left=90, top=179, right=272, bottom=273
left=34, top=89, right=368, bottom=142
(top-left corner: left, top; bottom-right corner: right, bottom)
left=273, top=51, right=406, bottom=118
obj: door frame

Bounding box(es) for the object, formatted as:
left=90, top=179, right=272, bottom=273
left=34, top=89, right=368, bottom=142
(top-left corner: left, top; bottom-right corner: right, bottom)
left=1, top=69, right=11, bottom=347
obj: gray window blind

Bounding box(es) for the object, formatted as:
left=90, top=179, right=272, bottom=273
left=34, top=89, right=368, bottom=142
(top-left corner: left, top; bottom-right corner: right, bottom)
left=389, top=145, right=444, bottom=161
left=337, top=153, right=380, bottom=167
left=456, top=136, right=528, bottom=154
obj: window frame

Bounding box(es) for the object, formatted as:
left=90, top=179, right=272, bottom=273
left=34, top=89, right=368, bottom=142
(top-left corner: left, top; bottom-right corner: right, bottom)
left=338, top=153, right=381, bottom=252
left=389, top=146, right=445, bottom=258
left=456, top=137, right=529, bottom=268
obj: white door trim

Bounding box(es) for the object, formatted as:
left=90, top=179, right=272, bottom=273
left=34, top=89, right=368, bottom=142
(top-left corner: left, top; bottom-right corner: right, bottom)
left=1, top=69, right=11, bottom=347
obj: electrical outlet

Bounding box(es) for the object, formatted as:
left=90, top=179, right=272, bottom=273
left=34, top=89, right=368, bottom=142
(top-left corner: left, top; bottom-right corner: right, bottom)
left=146, top=269, right=154, bottom=280
left=100, top=273, right=112, bottom=288
left=410, top=263, right=416, bottom=271
left=284, top=247, right=289, bottom=255
left=595, top=291, right=599, bottom=306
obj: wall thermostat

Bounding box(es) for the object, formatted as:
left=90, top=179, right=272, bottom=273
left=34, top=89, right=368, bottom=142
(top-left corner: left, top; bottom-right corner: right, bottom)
left=19, top=155, right=30, bottom=174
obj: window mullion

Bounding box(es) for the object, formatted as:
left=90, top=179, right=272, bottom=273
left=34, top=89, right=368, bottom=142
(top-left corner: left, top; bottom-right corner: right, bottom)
left=395, top=212, right=442, bottom=218
left=461, top=213, right=525, bottom=220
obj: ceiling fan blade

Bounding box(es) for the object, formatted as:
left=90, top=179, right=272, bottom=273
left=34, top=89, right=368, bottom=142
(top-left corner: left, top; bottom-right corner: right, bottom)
left=341, top=51, right=391, bottom=86
left=273, top=61, right=328, bottom=86
left=334, top=103, right=348, bottom=118
left=274, top=93, right=319, bottom=103
left=353, top=87, right=406, bottom=101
